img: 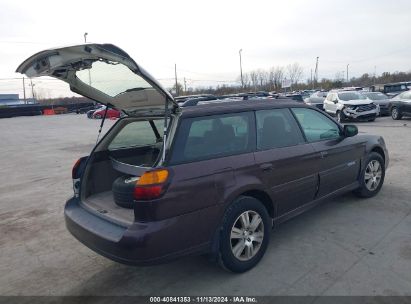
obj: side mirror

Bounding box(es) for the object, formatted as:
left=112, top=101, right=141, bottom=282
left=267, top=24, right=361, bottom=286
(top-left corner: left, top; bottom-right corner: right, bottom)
left=333, top=99, right=338, bottom=104
left=343, top=125, right=358, bottom=137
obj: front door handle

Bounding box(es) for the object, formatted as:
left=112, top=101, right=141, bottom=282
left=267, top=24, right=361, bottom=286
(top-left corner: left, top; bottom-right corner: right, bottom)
left=260, top=163, right=273, bottom=171
left=320, top=151, right=328, bottom=158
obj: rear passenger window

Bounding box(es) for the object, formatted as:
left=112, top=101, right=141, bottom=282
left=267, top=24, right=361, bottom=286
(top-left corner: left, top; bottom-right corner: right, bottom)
left=291, top=108, right=341, bottom=142
left=171, top=112, right=253, bottom=163
left=256, top=109, right=304, bottom=150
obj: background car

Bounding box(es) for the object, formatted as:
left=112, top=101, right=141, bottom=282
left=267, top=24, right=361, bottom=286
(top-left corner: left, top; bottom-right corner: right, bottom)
left=92, top=107, right=121, bottom=119
left=361, top=92, right=391, bottom=116
left=389, top=90, right=411, bottom=120
left=304, top=91, right=328, bottom=110
left=86, top=105, right=105, bottom=118
left=323, top=90, right=378, bottom=122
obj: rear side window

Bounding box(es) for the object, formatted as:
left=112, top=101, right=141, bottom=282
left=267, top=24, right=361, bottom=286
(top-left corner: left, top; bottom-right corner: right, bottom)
left=108, top=119, right=163, bottom=150
left=171, top=112, right=253, bottom=163
left=291, top=108, right=341, bottom=142
left=256, top=109, right=304, bottom=150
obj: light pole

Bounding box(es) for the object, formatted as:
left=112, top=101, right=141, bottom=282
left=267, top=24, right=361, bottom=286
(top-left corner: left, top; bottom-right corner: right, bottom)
left=346, top=64, right=349, bottom=84
left=239, top=49, right=244, bottom=89
left=83, top=32, right=91, bottom=86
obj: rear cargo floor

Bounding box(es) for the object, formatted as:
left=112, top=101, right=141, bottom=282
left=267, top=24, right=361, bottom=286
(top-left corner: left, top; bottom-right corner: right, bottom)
left=83, top=191, right=134, bottom=226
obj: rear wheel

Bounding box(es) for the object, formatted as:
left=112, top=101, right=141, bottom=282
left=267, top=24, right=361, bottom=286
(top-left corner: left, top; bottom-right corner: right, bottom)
left=354, top=152, right=385, bottom=198
left=218, top=196, right=271, bottom=273
left=391, top=107, right=402, bottom=120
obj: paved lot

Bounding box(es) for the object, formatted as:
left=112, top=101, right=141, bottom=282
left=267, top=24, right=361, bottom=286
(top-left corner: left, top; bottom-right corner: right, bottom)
left=0, top=114, right=410, bottom=296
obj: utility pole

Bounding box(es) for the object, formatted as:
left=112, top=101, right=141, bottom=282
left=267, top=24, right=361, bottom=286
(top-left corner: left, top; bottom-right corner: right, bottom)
left=346, top=64, right=349, bottom=84
left=239, top=49, right=244, bottom=89
left=84, top=32, right=91, bottom=86
left=314, top=57, right=319, bottom=88
left=310, top=69, right=313, bottom=89
left=184, top=77, right=187, bottom=94
left=30, top=79, right=35, bottom=100
left=174, top=64, right=179, bottom=96
left=374, top=66, right=377, bottom=85
left=22, top=77, right=26, bottom=104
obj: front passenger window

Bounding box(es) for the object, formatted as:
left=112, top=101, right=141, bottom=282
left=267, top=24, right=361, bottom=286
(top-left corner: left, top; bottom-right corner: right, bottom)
left=256, top=109, right=304, bottom=150
left=291, top=108, right=341, bottom=142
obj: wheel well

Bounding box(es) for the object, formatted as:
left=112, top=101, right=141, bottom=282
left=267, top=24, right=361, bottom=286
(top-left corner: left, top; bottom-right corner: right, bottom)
left=371, top=146, right=385, bottom=163
left=240, top=190, right=275, bottom=218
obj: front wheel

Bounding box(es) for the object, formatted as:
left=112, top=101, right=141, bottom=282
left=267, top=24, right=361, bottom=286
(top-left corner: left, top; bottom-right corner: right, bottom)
left=391, top=107, right=402, bottom=120
left=336, top=110, right=345, bottom=123
left=218, top=196, right=271, bottom=273
left=354, top=152, right=385, bottom=198
left=94, top=114, right=102, bottom=119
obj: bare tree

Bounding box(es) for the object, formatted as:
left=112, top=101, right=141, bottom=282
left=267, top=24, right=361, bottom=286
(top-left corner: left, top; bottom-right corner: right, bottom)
left=268, top=66, right=285, bottom=91
left=249, top=70, right=259, bottom=92
left=286, top=63, right=304, bottom=88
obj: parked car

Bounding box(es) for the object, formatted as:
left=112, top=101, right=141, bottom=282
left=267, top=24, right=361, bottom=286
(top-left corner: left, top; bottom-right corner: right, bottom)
left=304, top=91, right=328, bottom=110
left=86, top=105, right=105, bottom=118
left=76, top=104, right=97, bottom=114
left=92, top=107, right=121, bottom=119
left=361, top=92, right=390, bottom=116
left=389, top=90, right=411, bottom=120
left=17, top=43, right=389, bottom=273
left=323, top=90, right=379, bottom=123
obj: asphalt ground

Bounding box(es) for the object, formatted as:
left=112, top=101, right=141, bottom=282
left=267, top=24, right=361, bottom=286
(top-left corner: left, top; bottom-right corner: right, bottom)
left=0, top=114, right=410, bottom=296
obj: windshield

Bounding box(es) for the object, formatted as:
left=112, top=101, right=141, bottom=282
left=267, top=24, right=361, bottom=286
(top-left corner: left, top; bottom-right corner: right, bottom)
left=364, top=92, right=387, bottom=100
left=338, top=92, right=365, bottom=101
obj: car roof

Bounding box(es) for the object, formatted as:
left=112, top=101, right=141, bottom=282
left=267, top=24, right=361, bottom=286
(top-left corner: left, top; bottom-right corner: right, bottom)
left=180, top=98, right=310, bottom=118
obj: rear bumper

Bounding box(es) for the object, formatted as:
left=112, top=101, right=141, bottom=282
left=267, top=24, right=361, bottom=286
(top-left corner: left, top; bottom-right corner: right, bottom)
left=64, top=198, right=211, bottom=265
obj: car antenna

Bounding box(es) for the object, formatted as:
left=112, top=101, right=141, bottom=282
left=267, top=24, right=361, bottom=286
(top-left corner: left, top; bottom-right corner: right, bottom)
left=96, top=105, right=110, bottom=144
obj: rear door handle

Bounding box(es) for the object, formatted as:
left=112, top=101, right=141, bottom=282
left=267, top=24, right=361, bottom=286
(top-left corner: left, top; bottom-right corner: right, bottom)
left=260, top=163, right=273, bottom=171
left=320, top=151, right=328, bottom=158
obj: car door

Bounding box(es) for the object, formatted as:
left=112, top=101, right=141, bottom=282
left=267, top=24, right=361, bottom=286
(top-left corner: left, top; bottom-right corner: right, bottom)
left=324, top=93, right=336, bottom=114
left=291, top=107, right=364, bottom=197
left=167, top=111, right=256, bottom=215
left=401, top=91, right=411, bottom=114
left=253, top=108, right=319, bottom=215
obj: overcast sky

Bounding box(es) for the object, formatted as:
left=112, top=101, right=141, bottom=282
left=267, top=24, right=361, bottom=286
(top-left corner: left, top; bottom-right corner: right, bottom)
left=1, top=0, right=410, bottom=97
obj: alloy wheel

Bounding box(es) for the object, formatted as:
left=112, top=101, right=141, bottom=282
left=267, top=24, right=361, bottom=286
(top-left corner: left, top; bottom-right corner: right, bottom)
left=391, top=108, right=398, bottom=119
left=230, top=210, right=264, bottom=261
left=364, top=160, right=382, bottom=191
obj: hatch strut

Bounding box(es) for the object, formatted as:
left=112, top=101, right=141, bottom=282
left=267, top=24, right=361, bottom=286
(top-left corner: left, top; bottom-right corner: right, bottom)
left=161, top=99, right=170, bottom=163
left=96, top=105, right=110, bottom=144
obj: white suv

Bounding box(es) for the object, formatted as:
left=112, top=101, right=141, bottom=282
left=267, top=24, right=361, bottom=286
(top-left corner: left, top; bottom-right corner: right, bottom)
left=323, top=90, right=379, bottom=122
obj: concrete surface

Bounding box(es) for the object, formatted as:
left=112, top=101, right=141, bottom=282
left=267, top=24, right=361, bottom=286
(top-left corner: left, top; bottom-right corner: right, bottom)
left=0, top=114, right=410, bottom=296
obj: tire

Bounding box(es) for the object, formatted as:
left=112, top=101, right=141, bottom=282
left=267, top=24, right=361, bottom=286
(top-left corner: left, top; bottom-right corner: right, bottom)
left=336, top=110, right=345, bottom=123
left=218, top=196, right=271, bottom=273
left=354, top=152, right=385, bottom=198
left=391, top=107, right=402, bottom=120
left=368, top=118, right=376, bottom=122
left=94, top=114, right=102, bottom=119
left=112, top=176, right=137, bottom=209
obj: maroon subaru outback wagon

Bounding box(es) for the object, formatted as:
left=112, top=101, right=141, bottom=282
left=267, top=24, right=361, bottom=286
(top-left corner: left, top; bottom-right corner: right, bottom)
left=17, top=44, right=389, bottom=272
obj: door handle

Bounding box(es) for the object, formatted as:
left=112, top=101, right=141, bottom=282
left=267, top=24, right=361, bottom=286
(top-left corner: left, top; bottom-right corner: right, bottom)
left=260, top=163, right=273, bottom=171
left=320, top=151, right=328, bottom=158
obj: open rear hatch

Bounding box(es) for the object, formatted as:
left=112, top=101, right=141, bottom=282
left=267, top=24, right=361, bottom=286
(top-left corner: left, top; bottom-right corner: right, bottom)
left=16, top=44, right=178, bottom=225
left=16, top=43, right=178, bottom=116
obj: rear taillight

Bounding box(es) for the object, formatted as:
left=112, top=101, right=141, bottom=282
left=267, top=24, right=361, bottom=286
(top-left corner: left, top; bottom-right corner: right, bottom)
left=72, top=158, right=82, bottom=179
left=133, top=169, right=169, bottom=200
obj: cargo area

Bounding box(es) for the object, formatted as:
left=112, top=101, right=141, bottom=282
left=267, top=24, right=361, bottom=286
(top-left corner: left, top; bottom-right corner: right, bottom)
left=79, top=117, right=165, bottom=226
